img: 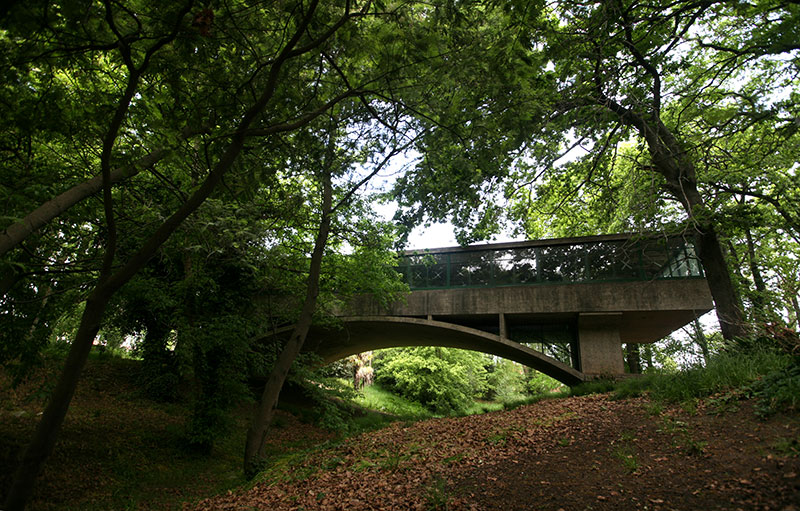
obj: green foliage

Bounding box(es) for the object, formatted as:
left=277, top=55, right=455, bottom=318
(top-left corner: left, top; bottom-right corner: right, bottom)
left=611, top=444, right=639, bottom=474
left=645, top=350, right=788, bottom=403
left=486, top=359, right=527, bottom=403
left=424, top=473, right=450, bottom=511
left=570, top=379, right=618, bottom=397
left=525, top=370, right=564, bottom=396
left=568, top=348, right=790, bottom=413
left=750, top=361, right=800, bottom=418
left=354, top=383, right=434, bottom=420
left=772, top=436, right=800, bottom=457
left=374, top=347, right=489, bottom=415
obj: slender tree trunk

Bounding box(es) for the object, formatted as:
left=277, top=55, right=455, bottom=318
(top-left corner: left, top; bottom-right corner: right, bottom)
left=790, top=294, right=800, bottom=330
left=625, top=344, right=641, bottom=374
left=642, top=344, right=653, bottom=371
left=691, top=318, right=710, bottom=366
left=745, top=230, right=767, bottom=296
left=3, top=291, right=109, bottom=510
left=244, top=169, right=333, bottom=477
left=745, top=228, right=770, bottom=323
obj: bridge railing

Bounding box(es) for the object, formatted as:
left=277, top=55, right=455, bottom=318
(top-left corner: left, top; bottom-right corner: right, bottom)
left=398, top=234, right=703, bottom=290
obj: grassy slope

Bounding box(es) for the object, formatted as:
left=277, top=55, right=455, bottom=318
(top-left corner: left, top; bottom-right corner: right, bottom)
left=0, top=354, right=334, bottom=510
left=2, top=348, right=796, bottom=509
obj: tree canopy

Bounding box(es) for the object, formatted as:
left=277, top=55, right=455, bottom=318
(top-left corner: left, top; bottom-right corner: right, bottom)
left=1, top=1, right=798, bottom=508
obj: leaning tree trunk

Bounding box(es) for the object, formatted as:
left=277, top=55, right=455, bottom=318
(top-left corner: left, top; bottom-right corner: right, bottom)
left=598, top=81, right=749, bottom=341
left=637, top=113, right=748, bottom=341
left=3, top=291, right=110, bottom=510
left=3, top=71, right=278, bottom=511
left=244, top=169, right=333, bottom=478
left=694, top=221, right=748, bottom=340
left=692, top=318, right=710, bottom=366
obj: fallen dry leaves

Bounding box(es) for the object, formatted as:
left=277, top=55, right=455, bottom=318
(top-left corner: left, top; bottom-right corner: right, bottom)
left=189, top=394, right=800, bottom=510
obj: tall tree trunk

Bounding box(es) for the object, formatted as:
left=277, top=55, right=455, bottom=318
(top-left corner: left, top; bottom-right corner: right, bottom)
left=642, top=344, right=653, bottom=371
left=244, top=168, right=333, bottom=477
left=694, top=223, right=748, bottom=340
left=3, top=292, right=109, bottom=510
left=692, top=318, right=710, bottom=366
left=3, top=68, right=276, bottom=510
left=3, top=3, right=353, bottom=506
left=790, top=294, right=800, bottom=331
left=625, top=343, right=641, bottom=374
left=599, top=92, right=748, bottom=341
left=745, top=228, right=769, bottom=323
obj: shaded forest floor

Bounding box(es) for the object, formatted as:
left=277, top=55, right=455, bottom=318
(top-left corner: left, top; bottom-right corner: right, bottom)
left=2, top=356, right=799, bottom=510
left=0, top=355, right=335, bottom=510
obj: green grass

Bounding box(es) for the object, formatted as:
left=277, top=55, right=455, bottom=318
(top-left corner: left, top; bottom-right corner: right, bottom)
left=462, top=400, right=504, bottom=415
left=566, top=350, right=791, bottom=407
left=643, top=350, right=788, bottom=403
left=354, top=383, right=435, bottom=420
left=611, top=444, right=639, bottom=473
left=772, top=436, right=800, bottom=457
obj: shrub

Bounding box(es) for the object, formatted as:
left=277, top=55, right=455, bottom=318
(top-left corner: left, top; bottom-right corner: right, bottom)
left=486, top=359, right=526, bottom=403
left=751, top=360, right=800, bottom=417
left=374, top=347, right=488, bottom=415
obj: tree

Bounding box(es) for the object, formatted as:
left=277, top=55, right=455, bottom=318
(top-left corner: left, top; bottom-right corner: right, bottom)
left=1, top=1, right=404, bottom=507
left=392, top=0, right=799, bottom=340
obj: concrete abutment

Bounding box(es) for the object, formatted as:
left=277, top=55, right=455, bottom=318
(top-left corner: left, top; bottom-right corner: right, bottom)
left=577, top=312, right=625, bottom=376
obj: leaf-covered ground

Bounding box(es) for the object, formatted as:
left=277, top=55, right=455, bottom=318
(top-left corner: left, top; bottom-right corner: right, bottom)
left=192, top=394, right=800, bottom=511
left=3, top=358, right=799, bottom=510
left=0, top=356, right=334, bottom=510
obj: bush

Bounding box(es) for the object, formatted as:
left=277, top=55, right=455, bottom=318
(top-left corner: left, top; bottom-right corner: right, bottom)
left=374, top=347, right=488, bottom=415
left=751, top=362, right=800, bottom=417
left=526, top=371, right=563, bottom=396
left=486, top=359, right=526, bottom=403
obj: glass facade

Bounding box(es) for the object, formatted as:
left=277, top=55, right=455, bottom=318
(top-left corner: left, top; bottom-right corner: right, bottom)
left=398, top=236, right=703, bottom=290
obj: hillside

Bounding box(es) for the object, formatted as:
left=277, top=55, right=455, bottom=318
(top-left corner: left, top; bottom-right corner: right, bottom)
left=2, top=356, right=799, bottom=510
left=193, top=393, right=800, bottom=510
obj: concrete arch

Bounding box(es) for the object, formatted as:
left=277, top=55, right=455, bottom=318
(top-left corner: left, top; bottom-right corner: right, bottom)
left=297, top=316, right=586, bottom=386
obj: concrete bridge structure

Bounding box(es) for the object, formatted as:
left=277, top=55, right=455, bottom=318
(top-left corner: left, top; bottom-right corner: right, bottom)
left=300, top=234, right=714, bottom=385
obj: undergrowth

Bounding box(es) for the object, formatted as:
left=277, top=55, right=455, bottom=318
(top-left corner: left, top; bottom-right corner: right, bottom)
left=569, top=345, right=797, bottom=418
left=354, top=382, right=435, bottom=420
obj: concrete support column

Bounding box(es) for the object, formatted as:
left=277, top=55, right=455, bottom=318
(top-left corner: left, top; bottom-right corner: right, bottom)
left=578, top=312, right=624, bottom=377
left=499, top=312, right=507, bottom=340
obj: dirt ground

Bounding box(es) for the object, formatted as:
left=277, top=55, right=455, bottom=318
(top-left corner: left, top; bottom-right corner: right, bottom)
left=3, top=359, right=799, bottom=510
left=192, top=393, right=800, bottom=510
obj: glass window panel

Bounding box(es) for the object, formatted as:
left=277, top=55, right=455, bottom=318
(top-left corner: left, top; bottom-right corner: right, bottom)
left=395, top=265, right=409, bottom=285
left=539, top=245, right=585, bottom=282
left=586, top=241, right=640, bottom=280
left=407, top=253, right=446, bottom=265
left=450, top=262, right=472, bottom=286
left=409, top=265, right=426, bottom=287
left=427, top=263, right=448, bottom=287
left=493, top=264, right=516, bottom=285
left=471, top=261, right=493, bottom=286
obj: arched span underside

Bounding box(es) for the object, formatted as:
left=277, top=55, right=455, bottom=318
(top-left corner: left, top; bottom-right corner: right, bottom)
left=294, top=316, right=586, bottom=386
